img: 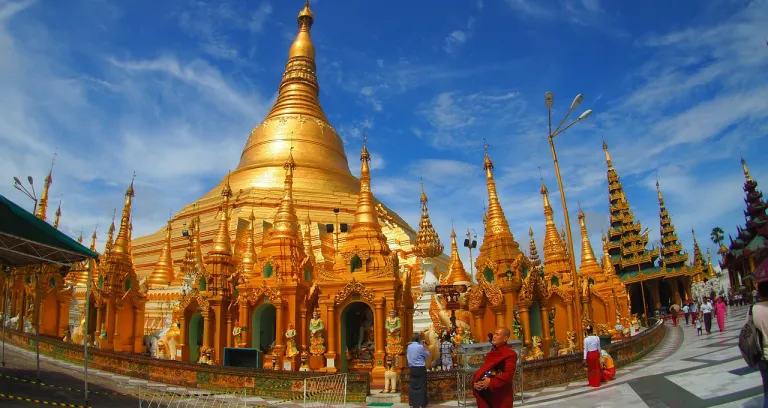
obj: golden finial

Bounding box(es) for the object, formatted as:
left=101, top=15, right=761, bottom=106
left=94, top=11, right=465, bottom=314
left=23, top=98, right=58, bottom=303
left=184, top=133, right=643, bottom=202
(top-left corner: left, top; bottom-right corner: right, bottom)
left=53, top=196, right=62, bottom=229
left=238, top=208, right=258, bottom=276
left=148, top=216, right=175, bottom=287
left=540, top=180, right=568, bottom=272
left=741, top=157, right=752, bottom=182
left=577, top=207, right=601, bottom=277
left=112, top=175, right=136, bottom=257
left=483, top=139, right=493, bottom=174
left=482, top=144, right=514, bottom=242
left=351, top=132, right=380, bottom=230
left=298, top=0, right=314, bottom=25
left=36, top=150, right=57, bottom=221
left=529, top=227, right=541, bottom=271
left=529, top=226, right=534, bottom=237
left=419, top=173, right=427, bottom=204
left=90, top=223, right=98, bottom=251
left=77, top=227, right=83, bottom=244
left=602, top=138, right=612, bottom=168
left=445, top=225, right=471, bottom=285
left=656, top=178, right=663, bottom=203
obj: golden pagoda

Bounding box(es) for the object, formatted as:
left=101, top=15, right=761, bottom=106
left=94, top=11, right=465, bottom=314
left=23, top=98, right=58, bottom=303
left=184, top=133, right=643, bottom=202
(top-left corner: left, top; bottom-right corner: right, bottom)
left=541, top=182, right=572, bottom=286
left=127, top=2, right=447, bottom=361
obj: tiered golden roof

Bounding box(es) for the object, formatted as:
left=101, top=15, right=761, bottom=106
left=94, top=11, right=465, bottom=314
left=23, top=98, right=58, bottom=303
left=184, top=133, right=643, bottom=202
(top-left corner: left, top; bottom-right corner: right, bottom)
left=656, top=179, right=689, bottom=273
left=540, top=182, right=571, bottom=284
left=444, top=228, right=472, bottom=285
left=577, top=208, right=604, bottom=284
left=414, top=180, right=444, bottom=258
left=528, top=227, right=541, bottom=273
left=147, top=220, right=175, bottom=287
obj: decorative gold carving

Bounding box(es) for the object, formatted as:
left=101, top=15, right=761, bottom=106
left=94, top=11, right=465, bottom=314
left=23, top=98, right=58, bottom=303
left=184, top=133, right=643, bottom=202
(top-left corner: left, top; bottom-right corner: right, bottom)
left=557, top=331, right=577, bottom=355
left=333, top=279, right=376, bottom=305
left=176, top=289, right=210, bottom=313
left=525, top=336, right=544, bottom=361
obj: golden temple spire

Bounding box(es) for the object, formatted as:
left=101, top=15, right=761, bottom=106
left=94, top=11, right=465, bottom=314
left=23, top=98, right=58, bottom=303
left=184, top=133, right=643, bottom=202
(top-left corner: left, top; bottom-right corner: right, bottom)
left=192, top=215, right=206, bottom=273
left=741, top=157, right=752, bottom=182
left=148, top=219, right=175, bottom=287
left=541, top=182, right=568, bottom=264
left=656, top=179, right=663, bottom=203
left=104, top=210, right=116, bottom=258
left=561, top=227, right=569, bottom=259
left=303, top=213, right=316, bottom=262
left=415, top=176, right=444, bottom=258
left=603, top=139, right=612, bottom=168
left=210, top=173, right=234, bottom=255
left=111, top=174, right=135, bottom=258
left=77, top=228, right=83, bottom=244
left=351, top=134, right=381, bottom=232
left=445, top=228, right=471, bottom=285
left=601, top=234, right=616, bottom=275
left=53, top=198, right=62, bottom=229
left=36, top=152, right=56, bottom=221
left=691, top=228, right=705, bottom=267
left=483, top=143, right=513, bottom=240
left=272, top=149, right=300, bottom=239
left=239, top=210, right=258, bottom=275
left=577, top=206, right=602, bottom=278
left=529, top=227, right=541, bottom=271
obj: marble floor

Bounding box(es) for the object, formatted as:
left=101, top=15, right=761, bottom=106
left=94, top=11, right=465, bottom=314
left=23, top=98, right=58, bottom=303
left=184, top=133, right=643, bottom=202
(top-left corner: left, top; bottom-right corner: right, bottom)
left=1, top=306, right=760, bottom=407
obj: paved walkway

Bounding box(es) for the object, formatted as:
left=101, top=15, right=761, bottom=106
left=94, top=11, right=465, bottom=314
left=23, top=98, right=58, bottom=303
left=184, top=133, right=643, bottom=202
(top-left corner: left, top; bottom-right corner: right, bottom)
left=1, top=307, right=760, bottom=407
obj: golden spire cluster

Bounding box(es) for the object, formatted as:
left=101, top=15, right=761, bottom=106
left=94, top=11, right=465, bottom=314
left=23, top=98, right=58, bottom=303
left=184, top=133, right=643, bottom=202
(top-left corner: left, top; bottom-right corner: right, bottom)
left=303, top=213, right=316, bottom=263
left=482, top=144, right=514, bottom=240
left=210, top=174, right=234, bottom=255
left=239, top=210, right=258, bottom=275
left=414, top=177, right=444, bottom=258
left=540, top=182, right=570, bottom=281
left=148, top=218, right=175, bottom=287
left=111, top=174, right=136, bottom=258
left=444, top=228, right=472, bottom=285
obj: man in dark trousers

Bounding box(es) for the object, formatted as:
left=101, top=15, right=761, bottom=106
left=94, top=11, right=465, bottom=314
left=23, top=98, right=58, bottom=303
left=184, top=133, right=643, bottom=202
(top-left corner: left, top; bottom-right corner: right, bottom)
left=473, top=327, right=517, bottom=407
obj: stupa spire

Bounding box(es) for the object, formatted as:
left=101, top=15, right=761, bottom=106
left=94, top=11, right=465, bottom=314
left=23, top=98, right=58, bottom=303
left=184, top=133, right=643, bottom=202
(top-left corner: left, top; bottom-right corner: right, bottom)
left=104, top=210, right=116, bottom=259
left=603, top=139, right=612, bottom=169
left=691, top=228, right=706, bottom=267
left=529, top=227, right=541, bottom=272
left=272, top=149, right=299, bottom=239
left=351, top=134, right=380, bottom=232
left=601, top=235, right=616, bottom=276
left=112, top=174, right=135, bottom=258
left=239, top=210, right=258, bottom=275
left=415, top=176, right=444, bottom=258
left=210, top=173, right=234, bottom=255
left=445, top=228, right=471, bottom=285
left=53, top=198, right=62, bottom=229
left=656, top=179, right=689, bottom=271
left=541, top=182, right=569, bottom=269
left=577, top=206, right=603, bottom=279
left=303, top=213, right=316, bottom=262
left=36, top=152, right=56, bottom=221
left=742, top=157, right=752, bottom=182
left=148, top=219, right=175, bottom=287
left=483, top=143, right=513, bottom=240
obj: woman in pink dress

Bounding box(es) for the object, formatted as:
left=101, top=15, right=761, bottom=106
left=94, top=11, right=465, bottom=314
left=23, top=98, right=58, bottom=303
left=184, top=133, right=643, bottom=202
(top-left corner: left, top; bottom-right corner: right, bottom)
left=715, top=297, right=727, bottom=332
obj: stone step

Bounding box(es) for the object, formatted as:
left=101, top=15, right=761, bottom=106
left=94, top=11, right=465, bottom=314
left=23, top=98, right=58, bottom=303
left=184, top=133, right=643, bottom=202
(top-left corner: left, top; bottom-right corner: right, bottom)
left=366, top=389, right=401, bottom=404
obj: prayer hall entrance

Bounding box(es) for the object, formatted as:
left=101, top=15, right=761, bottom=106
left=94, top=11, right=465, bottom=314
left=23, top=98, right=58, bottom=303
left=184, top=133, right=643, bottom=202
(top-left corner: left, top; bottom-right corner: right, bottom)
left=340, top=302, right=374, bottom=373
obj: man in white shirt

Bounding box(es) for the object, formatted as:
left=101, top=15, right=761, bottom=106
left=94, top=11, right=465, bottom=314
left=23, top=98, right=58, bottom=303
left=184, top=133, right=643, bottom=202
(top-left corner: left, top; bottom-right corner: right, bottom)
left=682, top=304, right=690, bottom=325
left=700, top=298, right=713, bottom=334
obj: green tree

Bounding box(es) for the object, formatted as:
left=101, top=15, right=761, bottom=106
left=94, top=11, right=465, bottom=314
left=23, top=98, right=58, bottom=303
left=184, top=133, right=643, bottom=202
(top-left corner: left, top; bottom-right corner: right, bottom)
left=710, top=226, right=725, bottom=247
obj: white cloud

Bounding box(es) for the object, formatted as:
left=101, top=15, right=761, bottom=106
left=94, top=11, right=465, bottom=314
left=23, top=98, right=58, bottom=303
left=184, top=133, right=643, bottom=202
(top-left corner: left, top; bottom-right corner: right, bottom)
left=248, top=2, right=273, bottom=33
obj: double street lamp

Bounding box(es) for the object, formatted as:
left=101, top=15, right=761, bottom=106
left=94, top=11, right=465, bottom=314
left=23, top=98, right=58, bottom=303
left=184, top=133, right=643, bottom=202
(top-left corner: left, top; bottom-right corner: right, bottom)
left=13, top=176, right=38, bottom=214
left=544, top=91, right=593, bottom=341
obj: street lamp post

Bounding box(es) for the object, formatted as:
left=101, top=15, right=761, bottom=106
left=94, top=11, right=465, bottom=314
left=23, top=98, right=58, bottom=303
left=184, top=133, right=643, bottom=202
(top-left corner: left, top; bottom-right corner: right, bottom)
left=464, top=229, right=478, bottom=280
left=1, top=268, right=10, bottom=367
left=545, top=91, right=593, bottom=341
left=13, top=176, right=38, bottom=215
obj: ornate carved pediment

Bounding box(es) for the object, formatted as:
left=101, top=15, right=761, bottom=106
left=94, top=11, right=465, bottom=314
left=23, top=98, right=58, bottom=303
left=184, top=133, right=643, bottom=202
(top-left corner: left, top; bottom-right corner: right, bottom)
left=177, top=288, right=210, bottom=313
left=549, top=284, right=573, bottom=303
left=476, top=259, right=498, bottom=279
left=316, top=263, right=343, bottom=281
left=242, top=280, right=281, bottom=305
left=589, top=287, right=610, bottom=305
left=467, top=285, right=486, bottom=311
left=333, top=279, right=376, bottom=305
left=367, top=255, right=396, bottom=279
left=341, top=247, right=371, bottom=264
left=474, top=275, right=504, bottom=307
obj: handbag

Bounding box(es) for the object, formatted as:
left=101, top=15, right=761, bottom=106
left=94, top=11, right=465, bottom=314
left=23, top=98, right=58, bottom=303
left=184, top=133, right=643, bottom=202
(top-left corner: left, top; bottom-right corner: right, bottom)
left=738, top=305, right=764, bottom=368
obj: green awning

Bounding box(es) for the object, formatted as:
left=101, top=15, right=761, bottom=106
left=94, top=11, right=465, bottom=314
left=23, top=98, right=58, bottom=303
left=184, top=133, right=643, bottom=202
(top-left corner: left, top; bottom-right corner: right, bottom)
left=0, top=194, right=99, bottom=266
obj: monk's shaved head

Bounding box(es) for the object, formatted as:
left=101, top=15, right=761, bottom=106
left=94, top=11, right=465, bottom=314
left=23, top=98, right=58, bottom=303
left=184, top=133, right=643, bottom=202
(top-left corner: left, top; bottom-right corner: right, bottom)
left=498, top=327, right=510, bottom=338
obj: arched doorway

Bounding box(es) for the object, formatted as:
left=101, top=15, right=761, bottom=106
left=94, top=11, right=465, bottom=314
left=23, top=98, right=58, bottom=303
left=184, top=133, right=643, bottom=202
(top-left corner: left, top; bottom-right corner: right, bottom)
left=188, top=312, right=204, bottom=363
left=340, top=302, right=374, bottom=373
left=252, top=303, right=277, bottom=356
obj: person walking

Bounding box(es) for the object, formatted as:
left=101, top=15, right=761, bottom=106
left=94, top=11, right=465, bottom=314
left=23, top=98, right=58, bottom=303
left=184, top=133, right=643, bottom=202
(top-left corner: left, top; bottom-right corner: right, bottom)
left=750, top=272, right=768, bottom=407
left=406, top=333, right=430, bottom=408
left=669, top=304, right=679, bottom=327
left=683, top=303, right=690, bottom=325
left=440, top=333, right=454, bottom=370
left=583, top=325, right=602, bottom=387
left=690, top=301, right=699, bottom=324
left=715, top=296, right=727, bottom=332
left=701, top=297, right=713, bottom=334
left=473, top=327, right=517, bottom=408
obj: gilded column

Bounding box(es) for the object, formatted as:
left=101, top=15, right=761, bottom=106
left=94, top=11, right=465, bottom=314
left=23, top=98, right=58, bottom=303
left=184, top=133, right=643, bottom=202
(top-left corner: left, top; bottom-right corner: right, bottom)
left=566, top=303, right=574, bottom=332
left=178, top=315, right=187, bottom=361
left=299, top=306, right=308, bottom=352
left=239, top=302, right=249, bottom=347
left=94, top=306, right=103, bottom=340
left=492, top=305, right=505, bottom=329
left=374, top=299, right=385, bottom=354
left=275, top=300, right=285, bottom=348
left=324, top=302, right=337, bottom=372
left=472, top=310, right=485, bottom=339
left=226, top=314, right=233, bottom=348
left=133, top=307, right=143, bottom=353
left=203, top=312, right=213, bottom=348
left=518, top=304, right=532, bottom=348
left=540, top=305, right=552, bottom=357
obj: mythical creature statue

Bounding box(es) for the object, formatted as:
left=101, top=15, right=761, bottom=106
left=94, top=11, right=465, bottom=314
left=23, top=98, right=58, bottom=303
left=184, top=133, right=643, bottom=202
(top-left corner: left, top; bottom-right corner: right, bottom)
left=595, top=324, right=610, bottom=336
left=309, top=309, right=326, bottom=356
left=385, top=309, right=402, bottom=355
left=384, top=357, right=398, bottom=393
left=62, top=327, right=71, bottom=343
left=421, top=325, right=440, bottom=370
left=299, top=350, right=310, bottom=372
left=156, top=340, right=168, bottom=359
left=557, top=331, right=578, bottom=356
left=198, top=347, right=215, bottom=365
left=525, top=336, right=544, bottom=361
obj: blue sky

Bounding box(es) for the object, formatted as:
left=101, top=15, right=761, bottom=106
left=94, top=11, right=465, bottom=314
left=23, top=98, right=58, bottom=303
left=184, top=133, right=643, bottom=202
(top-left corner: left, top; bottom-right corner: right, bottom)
left=1, top=0, right=767, bottom=272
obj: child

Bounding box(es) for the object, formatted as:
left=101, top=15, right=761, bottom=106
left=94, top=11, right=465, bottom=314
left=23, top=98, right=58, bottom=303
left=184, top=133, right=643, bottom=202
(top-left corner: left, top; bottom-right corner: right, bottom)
left=695, top=316, right=703, bottom=336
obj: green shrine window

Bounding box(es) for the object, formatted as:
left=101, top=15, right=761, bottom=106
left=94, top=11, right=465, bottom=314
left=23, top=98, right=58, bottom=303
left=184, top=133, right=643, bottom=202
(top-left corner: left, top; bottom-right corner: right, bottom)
left=588, top=278, right=595, bottom=286
left=551, top=276, right=560, bottom=286
left=124, top=278, right=132, bottom=291
left=350, top=255, right=362, bottom=273
left=49, top=277, right=56, bottom=288
left=521, top=264, right=529, bottom=279
left=233, top=288, right=239, bottom=297
left=483, top=267, right=494, bottom=283
left=25, top=276, right=31, bottom=284
left=264, top=263, right=273, bottom=278
left=199, top=276, right=206, bottom=291
left=304, top=265, right=312, bottom=282
left=98, top=276, right=104, bottom=289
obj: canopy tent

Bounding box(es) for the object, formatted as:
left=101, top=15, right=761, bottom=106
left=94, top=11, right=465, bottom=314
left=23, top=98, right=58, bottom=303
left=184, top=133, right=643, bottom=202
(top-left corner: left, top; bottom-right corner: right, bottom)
left=0, top=193, right=99, bottom=266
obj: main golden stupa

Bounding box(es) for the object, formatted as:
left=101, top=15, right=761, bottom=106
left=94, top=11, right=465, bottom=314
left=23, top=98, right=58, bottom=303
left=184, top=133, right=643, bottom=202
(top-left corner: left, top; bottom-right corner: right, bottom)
left=130, top=0, right=448, bottom=335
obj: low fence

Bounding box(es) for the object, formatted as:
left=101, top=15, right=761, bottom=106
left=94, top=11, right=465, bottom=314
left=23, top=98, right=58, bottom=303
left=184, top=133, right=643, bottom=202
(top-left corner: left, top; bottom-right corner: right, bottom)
left=400, top=319, right=666, bottom=403
left=2, top=329, right=369, bottom=402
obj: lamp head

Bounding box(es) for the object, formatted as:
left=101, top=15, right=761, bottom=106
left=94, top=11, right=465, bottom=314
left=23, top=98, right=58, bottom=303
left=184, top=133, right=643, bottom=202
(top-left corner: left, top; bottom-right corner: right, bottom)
left=545, top=92, right=554, bottom=109
left=13, top=176, right=21, bottom=185
left=27, top=176, right=33, bottom=185
left=571, top=94, right=584, bottom=110
left=578, top=109, right=593, bottom=120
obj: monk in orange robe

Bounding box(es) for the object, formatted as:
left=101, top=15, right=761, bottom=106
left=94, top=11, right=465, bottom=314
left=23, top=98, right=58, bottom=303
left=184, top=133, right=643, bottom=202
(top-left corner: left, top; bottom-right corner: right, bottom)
left=473, top=327, right=518, bottom=408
